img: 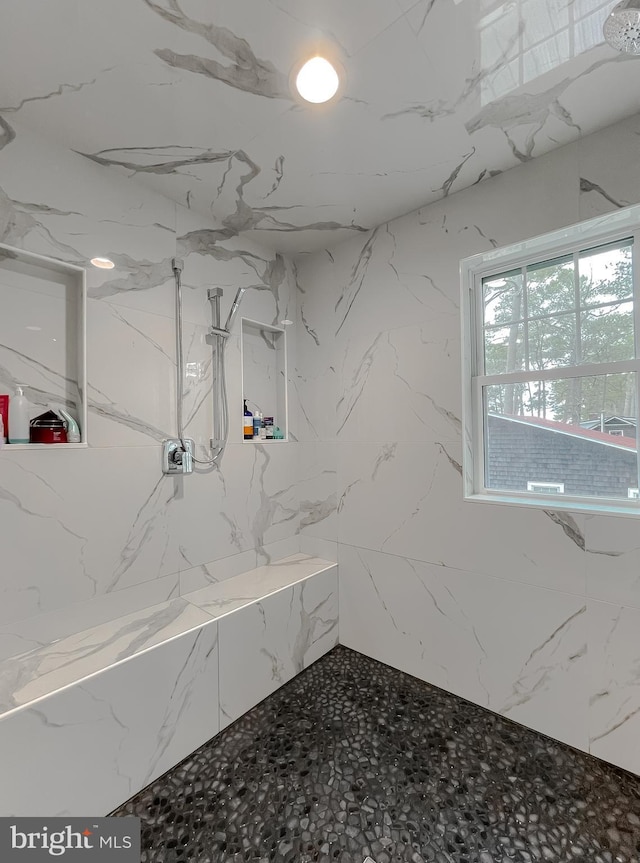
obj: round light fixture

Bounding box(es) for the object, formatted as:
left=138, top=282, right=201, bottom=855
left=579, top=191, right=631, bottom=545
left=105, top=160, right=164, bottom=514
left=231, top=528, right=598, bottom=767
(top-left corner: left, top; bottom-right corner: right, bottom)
left=295, top=56, right=340, bottom=104
left=90, top=257, right=115, bottom=269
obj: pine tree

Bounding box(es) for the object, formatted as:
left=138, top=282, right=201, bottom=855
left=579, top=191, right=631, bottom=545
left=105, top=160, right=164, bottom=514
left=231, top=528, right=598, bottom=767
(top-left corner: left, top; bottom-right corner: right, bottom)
left=483, top=244, right=634, bottom=425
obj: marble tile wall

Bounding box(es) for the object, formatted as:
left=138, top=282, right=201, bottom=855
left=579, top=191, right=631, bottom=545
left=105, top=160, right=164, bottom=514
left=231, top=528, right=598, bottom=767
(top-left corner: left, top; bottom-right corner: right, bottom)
left=0, top=555, right=337, bottom=816
left=296, top=111, right=640, bottom=776
left=218, top=566, right=339, bottom=729
left=0, top=117, right=303, bottom=641
left=5, top=78, right=640, bottom=785
left=0, top=619, right=220, bottom=816
left=3, top=0, right=640, bottom=262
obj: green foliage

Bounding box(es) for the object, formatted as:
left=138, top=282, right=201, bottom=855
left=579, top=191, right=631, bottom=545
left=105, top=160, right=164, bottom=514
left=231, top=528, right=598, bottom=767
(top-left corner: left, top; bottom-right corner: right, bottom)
left=483, top=244, right=635, bottom=424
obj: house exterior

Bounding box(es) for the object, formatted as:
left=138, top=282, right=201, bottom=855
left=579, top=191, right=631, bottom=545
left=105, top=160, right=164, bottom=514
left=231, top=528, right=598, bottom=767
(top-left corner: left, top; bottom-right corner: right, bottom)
left=579, top=415, right=637, bottom=440
left=487, top=414, right=638, bottom=499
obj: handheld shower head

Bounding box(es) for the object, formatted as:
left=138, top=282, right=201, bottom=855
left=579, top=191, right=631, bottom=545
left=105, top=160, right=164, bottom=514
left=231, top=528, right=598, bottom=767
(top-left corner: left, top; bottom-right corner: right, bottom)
left=224, top=287, right=248, bottom=333
left=222, top=284, right=274, bottom=333
left=604, top=0, right=640, bottom=53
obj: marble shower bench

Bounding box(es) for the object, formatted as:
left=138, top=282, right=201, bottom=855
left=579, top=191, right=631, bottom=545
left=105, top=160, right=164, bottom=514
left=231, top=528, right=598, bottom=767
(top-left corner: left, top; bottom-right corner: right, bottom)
left=0, top=553, right=338, bottom=816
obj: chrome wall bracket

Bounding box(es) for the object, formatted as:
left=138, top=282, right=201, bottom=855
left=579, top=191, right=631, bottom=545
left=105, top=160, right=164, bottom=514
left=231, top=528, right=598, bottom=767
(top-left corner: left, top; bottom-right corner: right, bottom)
left=162, top=438, right=194, bottom=475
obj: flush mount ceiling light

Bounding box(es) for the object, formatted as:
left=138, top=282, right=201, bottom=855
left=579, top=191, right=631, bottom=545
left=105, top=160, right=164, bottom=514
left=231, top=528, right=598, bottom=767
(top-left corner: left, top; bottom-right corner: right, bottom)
left=604, top=0, right=640, bottom=53
left=90, top=257, right=115, bottom=269
left=293, top=55, right=342, bottom=104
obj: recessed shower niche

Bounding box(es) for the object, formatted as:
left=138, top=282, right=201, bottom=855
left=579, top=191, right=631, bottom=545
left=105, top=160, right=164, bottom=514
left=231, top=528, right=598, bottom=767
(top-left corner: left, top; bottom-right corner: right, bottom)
left=240, top=318, right=288, bottom=442
left=0, top=243, right=87, bottom=448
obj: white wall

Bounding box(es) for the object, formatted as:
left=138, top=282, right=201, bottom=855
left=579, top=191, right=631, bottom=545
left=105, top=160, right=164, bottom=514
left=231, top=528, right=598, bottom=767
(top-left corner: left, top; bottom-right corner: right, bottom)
left=0, top=117, right=310, bottom=656
left=296, top=112, right=640, bottom=775
left=5, top=103, right=640, bottom=778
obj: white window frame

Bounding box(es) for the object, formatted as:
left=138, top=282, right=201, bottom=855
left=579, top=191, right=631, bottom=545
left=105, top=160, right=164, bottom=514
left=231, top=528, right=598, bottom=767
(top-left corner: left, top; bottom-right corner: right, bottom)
left=460, top=204, right=640, bottom=518
left=527, top=482, right=565, bottom=495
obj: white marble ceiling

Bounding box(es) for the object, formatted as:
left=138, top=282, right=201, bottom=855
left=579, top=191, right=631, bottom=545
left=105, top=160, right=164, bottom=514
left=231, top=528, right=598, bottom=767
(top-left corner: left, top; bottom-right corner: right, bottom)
left=1, top=0, right=640, bottom=254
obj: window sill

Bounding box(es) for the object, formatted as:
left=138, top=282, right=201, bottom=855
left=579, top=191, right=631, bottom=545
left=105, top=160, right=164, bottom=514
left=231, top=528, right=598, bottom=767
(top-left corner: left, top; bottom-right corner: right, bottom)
left=465, top=490, right=640, bottom=519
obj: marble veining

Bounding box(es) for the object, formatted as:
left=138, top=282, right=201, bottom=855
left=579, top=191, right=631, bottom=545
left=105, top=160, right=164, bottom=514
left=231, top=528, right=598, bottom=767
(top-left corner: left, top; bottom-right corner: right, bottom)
left=0, top=183, right=85, bottom=259
left=0, top=598, right=213, bottom=716
left=0, top=618, right=221, bottom=818
left=580, top=176, right=626, bottom=209
left=499, top=606, right=587, bottom=716
left=143, top=0, right=290, bottom=100
left=298, top=493, right=337, bottom=528
left=543, top=511, right=586, bottom=551
left=105, top=476, right=177, bottom=592
left=589, top=601, right=640, bottom=774
left=78, top=145, right=370, bottom=244
left=217, top=568, right=338, bottom=728
left=0, top=117, right=15, bottom=151
left=0, top=78, right=104, bottom=126
left=3, top=0, right=640, bottom=802
left=290, top=109, right=640, bottom=779
left=183, top=553, right=336, bottom=618
left=2, top=0, right=637, bottom=253
left=0, top=554, right=335, bottom=720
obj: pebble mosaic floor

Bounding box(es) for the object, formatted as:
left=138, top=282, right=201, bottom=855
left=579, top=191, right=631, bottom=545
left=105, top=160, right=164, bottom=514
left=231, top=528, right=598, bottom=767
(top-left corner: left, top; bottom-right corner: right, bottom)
left=114, top=646, right=640, bottom=863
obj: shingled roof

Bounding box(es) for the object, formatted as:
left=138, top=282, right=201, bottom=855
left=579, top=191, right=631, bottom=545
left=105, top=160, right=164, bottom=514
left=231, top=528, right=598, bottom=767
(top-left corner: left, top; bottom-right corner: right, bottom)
left=495, top=414, right=637, bottom=450
left=486, top=414, right=638, bottom=498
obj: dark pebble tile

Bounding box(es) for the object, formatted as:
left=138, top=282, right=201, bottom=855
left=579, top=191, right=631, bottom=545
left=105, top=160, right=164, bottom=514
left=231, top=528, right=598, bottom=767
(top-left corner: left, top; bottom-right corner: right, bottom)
left=113, top=646, right=640, bottom=863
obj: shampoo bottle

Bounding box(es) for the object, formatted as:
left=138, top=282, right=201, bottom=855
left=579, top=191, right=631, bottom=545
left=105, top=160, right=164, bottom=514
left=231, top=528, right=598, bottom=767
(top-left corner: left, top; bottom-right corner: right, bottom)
left=243, top=399, right=253, bottom=440
left=9, top=385, right=30, bottom=444
left=253, top=410, right=263, bottom=440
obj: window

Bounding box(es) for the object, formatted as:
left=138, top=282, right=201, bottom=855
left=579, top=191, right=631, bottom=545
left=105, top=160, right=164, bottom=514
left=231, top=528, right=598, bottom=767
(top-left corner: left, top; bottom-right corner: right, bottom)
left=461, top=206, right=640, bottom=515
left=479, top=0, right=611, bottom=105
left=527, top=482, right=564, bottom=494
left=628, top=488, right=640, bottom=500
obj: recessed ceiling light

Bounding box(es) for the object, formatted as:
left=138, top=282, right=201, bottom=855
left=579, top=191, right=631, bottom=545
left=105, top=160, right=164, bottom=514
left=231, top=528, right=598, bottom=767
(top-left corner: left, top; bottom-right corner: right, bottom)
left=295, top=56, right=340, bottom=104
left=90, top=257, right=115, bottom=269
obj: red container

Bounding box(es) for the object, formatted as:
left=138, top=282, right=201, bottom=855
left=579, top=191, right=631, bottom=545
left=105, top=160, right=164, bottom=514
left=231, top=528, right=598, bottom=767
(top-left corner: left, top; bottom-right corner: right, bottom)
left=30, top=410, right=67, bottom=444
left=0, top=395, right=8, bottom=442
